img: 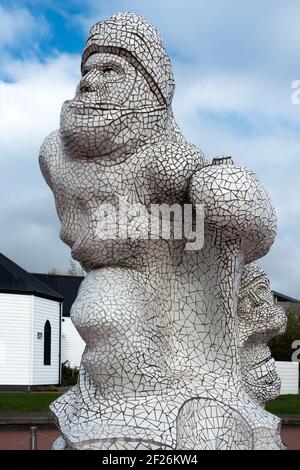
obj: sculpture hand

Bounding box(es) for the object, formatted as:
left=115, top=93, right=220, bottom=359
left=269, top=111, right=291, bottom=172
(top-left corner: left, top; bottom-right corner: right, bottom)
left=189, top=158, right=277, bottom=262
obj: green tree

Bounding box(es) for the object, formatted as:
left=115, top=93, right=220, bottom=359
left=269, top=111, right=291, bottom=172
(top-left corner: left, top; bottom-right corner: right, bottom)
left=65, top=259, right=85, bottom=276
left=47, top=267, right=60, bottom=275
left=269, top=306, right=300, bottom=361
left=48, top=259, right=85, bottom=276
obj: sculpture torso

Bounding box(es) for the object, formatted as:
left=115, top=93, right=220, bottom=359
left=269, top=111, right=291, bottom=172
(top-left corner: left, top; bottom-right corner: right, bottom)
left=40, top=130, right=204, bottom=270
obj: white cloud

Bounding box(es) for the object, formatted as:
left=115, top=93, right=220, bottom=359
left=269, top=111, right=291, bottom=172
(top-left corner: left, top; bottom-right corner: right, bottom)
left=0, top=4, right=49, bottom=50
left=0, top=53, right=80, bottom=157
left=259, top=239, right=300, bottom=301
left=0, top=53, right=80, bottom=273
left=174, top=65, right=299, bottom=123
left=76, top=0, right=300, bottom=74
left=0, top=196, right=71, bottom=274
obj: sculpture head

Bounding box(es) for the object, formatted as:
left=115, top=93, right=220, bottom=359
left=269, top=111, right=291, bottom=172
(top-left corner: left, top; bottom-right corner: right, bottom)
left=60, top=12, right=177, bottom=162
left=237, top=264, right=286, bottom=405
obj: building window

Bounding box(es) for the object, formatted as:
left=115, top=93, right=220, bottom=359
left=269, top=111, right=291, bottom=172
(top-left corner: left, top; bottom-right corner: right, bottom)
left=44, top=320, right=51, bottom=365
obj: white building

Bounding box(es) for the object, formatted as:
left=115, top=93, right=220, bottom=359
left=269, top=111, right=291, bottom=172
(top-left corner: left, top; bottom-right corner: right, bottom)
left=61, top=317, right=85, bottom=368
left=0, top=253, right=63, bottom=389
left=276, top=361, right=299, bottom=395
left=32, top=273, right=85, bottom=369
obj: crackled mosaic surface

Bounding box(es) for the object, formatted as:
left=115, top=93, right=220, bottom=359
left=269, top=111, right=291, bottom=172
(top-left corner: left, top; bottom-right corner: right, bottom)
left=40, top=12, right=285, bottom=450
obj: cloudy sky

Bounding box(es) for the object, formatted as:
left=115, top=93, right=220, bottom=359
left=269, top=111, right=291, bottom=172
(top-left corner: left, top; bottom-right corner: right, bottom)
left=0, top=0, right=299, bottom=297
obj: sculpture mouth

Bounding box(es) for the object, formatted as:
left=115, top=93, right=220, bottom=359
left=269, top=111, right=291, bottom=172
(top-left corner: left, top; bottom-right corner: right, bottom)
left=64, top=99, right=166, bottom=115
left=244, top=342, right=277, bottom=374
left=67, top=100, right=127, bottom=112
left=253, top=353, right=273, bottom=368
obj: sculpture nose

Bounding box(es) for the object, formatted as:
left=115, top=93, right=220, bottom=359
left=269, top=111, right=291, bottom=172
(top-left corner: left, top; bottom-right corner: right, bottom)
left=79, top=70, right=100, bottom=93
left=79, top=80, right=90, bottom=93
left=79, top=77, right=94, bottom=93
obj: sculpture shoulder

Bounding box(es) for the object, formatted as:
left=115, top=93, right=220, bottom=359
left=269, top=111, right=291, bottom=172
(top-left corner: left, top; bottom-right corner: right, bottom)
left=132, top=140, right=208, bottom=205
left=39, top=130, right=63, bottom=187
left=141, top=140, right=208, bottom=174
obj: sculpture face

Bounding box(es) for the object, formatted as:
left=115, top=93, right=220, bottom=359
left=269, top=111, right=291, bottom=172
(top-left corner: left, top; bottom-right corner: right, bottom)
left=60, top=12, right=176, bottom=163
left=79, top=53, right=163, bottom=109
left=40, top=12, right=284, bottom=450
left=238, top=265, right=287, bottom=405
left=60, top=51, right=169, bottom=162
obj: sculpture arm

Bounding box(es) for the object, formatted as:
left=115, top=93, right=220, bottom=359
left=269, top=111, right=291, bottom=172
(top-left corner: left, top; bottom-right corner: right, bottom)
left=39, top=129, right=61, bottom=190
left=189, top=158, right=277, bottom=263
left=39, top=129, right=66, bottom=224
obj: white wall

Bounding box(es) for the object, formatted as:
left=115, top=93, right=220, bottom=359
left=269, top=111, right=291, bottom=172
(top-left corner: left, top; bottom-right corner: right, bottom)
left=61, top=317, right=85, bottom=368
left=32, top=297, right=60, bottom=385
left=276, top=361, right=299, bottom=395
left=0, top=293, right=32, bottom=385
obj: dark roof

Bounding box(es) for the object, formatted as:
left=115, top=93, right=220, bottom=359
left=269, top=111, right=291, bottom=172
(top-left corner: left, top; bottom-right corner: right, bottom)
left=0, top=253, right=63, bottom=302
left=273, top=290, right=299, bottom=304
left=32, top=273, right=84, bottom=317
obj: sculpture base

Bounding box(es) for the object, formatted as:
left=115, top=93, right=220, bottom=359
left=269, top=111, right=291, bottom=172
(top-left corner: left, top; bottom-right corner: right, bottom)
left=51, top=379, right=285, bottom=450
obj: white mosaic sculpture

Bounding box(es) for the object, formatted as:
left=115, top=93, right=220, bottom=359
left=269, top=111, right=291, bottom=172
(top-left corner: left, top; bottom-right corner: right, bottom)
left=40, top=12, right=285, bottom=450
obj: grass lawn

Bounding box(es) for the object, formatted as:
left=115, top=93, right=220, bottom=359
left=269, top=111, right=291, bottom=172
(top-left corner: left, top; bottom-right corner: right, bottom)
left=0, top=392, right=299, bottom=414
left=266, top=394, right=300, bottom=415
left=0, top=392, right=61, bottom=413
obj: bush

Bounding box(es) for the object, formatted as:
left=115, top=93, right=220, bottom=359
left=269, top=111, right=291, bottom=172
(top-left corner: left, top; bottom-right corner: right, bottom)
left=269, top=308, right=300, bottom=361
left=35, top=385, right=60, bottom=392
left=61, top=363, right=79, bottom=386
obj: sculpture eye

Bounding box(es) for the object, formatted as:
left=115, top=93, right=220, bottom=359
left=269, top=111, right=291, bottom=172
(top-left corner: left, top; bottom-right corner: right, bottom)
left=256, top=285, right=268, bottom=296
left=82, top=67, right=90, bottom=77
left=103, top=67, right=115, bottom=74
